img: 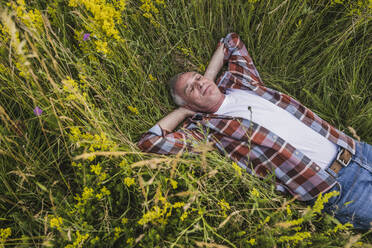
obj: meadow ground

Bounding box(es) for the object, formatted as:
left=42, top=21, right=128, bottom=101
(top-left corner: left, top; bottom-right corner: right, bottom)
left=0, top=0, right=371, bottom=247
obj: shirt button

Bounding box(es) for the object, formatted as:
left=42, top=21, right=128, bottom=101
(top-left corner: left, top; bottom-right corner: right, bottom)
left=295, top=151, right=299, bottom=155
left=315, top=166, right=320, bottom=171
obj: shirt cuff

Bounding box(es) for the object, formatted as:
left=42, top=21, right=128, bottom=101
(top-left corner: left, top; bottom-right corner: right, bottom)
left=220, top=32, right=239, bottom=62
left=148, top=124, right=163, bottom=136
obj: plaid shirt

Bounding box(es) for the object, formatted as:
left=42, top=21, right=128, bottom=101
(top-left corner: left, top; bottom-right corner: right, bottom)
left=138, top=33, right=356, bottom=201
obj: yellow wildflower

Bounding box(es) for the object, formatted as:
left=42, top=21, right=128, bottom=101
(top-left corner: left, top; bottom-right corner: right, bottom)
left=90, top=163, right=102, bottom=175
left=90, top=236, right=100, bottom=245
left=101, top=186, right=111, bottom=196
left=68, top=0, right=124, bottom=41
left=8, top=0, right=44, bottom=32
left=232, top=162, right=242, bottom=177
left=276, top=218, right=304, bottom=229
left=312, top=191, right=339, bottom=216
left=126, top=237, right=134, bottom=245
left=114, top=227, right=122, bottom=239
left=278, top=231, right=311, bottom=245
left=139, top=0, right=164, bottom=27
left=121, top=217, right=128, bottom=224
left=218, top=199, right=230, bottom=217
left=127, top=105, right=139, bottom=115
left=95, top=40, right=109, bottom=55
left=286, top=204, right=292, bottom=216
left=119, top=159, right=128, bottom=168
left=172, top=202, right=185, bottom=208
left=50, top=216, right=63, bottom=231
left=0, top=23, right=9, bottom=43
left=99, top=172, right=108, bottom=181
left=149, top=74, right=156, bottom=81
left=124, top=177, right=135, bottom=187
left=180, top=211, right=188, bottom=221
left=169, top=178, right=178, bottom=189
left=82, top=187, right=94, bottom=201
left=247, top=238, right=256, bottom=245
left=326, top=223, right=353, bottom=235
left=250, top=188, right=260, bottom=198
left=65, top=231, right=89, bottom=248
left=0, top=228, right=11, bottom=243
left=96, top=193, right=103, bottom=200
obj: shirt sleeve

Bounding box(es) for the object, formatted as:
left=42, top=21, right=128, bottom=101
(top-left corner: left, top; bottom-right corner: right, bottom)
left=137, top=123, right=203, bottom=155
left=219, top=33, right=263, bottom=85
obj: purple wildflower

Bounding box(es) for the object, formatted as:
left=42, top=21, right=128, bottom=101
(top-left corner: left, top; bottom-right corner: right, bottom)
left=33, top=106, right=43, bottom=116
left=83, top=33, right=90, bottom=41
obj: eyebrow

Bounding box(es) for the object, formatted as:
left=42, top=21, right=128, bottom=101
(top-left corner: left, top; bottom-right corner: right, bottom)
left=184, top=72, right=197, bottom=96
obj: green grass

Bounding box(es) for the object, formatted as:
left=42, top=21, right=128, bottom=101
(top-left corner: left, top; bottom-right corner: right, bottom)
left=0, top=0, right=371, bottom=247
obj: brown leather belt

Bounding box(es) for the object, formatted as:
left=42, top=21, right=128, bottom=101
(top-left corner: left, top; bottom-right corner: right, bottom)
left=328, top=148, right=352, bottom=174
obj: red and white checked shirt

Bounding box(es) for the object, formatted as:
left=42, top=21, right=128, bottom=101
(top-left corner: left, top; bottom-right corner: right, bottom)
left=138, top=33, right=356, bottom=201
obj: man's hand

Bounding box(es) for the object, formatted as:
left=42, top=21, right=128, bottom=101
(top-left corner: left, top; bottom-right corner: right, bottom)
left=157, top=107, right=196, bottom=132
left=204, top=42, right=226, bottom=82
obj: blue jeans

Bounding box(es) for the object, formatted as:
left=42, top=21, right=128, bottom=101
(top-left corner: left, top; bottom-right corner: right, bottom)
left=321, top=141, right=372, bottom=230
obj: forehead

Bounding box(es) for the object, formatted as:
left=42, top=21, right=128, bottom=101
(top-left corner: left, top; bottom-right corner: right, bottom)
left=175, top=72, right=196, bottom=91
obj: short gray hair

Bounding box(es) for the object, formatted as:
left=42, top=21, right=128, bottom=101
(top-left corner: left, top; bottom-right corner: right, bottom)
left=168, top=72, right=186, bottom=106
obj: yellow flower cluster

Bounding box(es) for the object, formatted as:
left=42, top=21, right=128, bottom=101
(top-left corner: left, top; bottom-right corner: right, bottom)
left=1, top=11, right=31, bottom=80
left=148, top=74, right=157, bottom=82
left=250, top=187, right=260, bottom=198
left=126, top=237, right=134, bottom=245
left=50, top=216, right=64, bottom=232
left=286, top=204, right=292, bottom=216
left=247, top=238, right=256, bottom=245
left=69, top=0, right=126, bottom=54
left=277, top=231, right=311, bottom=245
left=127, top=105, right=139, bottom=115
left=139, top=0, right=165, bottom=27
left=62, top=76, right=88, bottom=103
left=276, top=218, right=304, bottom=229
left=331, top=0, right=372, bottom=16
left=258, top=216, right=270, bottom=228
left=311, top=190, right=339, bottom=216
left=118, top=159, right=128, bottom=169
left=8, top=0, right=43, bottom=32
left=325, top=222, right=353, bottom=235
left=167, top=178, right=178, bottom=189
left=218, top=199, right=230, bottom=217
left=138, top=191, right=184, bottom=226
left=69, top=127, right=117, bottom=161
left=74, top=187, right=94, bottom=210
left=0, top=23, right=9, bottom=44
left=232, top=162, right=242, bottom=177
left=69, top=0, right=125, bottom=40
left=90, top=163, right=102, bottom=175
left=0, top=228, right=11, bottom=245
left=94, top=40, right=109, bottom=55
left=90, top=163, right=108, bottom=181
left=65, top=231, right=89, bottom=248
left=101, top=186, right=111, bottom=196
left=124, top=177, right=135, bottom=187
left=121, top=217, right=128, bottom=224
left=114, top=227, right=122, bottom=239
left=177, top=46, right=192, bottom=56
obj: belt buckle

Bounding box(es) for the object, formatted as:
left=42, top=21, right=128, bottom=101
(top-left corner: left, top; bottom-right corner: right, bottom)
left=336, top=149, right=351, bottom=167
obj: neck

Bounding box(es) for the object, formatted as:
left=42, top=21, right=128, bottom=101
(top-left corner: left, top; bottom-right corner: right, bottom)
left=205, top=94, right=225, bottom=113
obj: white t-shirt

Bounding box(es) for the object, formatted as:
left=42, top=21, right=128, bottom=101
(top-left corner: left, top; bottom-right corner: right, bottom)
left=215, top=89, right=338, bottom=169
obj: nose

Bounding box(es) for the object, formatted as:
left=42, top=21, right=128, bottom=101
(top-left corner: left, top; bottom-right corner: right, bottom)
left=196, top=79, right=204, bottom=89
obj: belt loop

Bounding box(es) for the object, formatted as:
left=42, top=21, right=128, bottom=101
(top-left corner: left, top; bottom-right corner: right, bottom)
left=326, top=164, right=339, bottom=178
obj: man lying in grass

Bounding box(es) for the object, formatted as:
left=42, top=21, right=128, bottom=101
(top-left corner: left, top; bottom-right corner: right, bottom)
left=138, top=33, right=372, bottom=230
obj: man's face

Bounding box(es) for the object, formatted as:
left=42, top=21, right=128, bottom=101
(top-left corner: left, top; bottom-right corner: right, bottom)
left=174, top=71, right=224, bottom=113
